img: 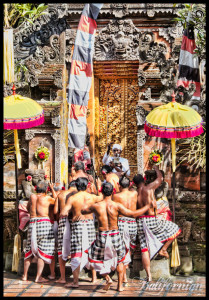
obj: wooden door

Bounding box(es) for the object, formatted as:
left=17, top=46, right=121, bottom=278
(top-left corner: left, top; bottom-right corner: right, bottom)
left=95, top=78, right=139, bottom=178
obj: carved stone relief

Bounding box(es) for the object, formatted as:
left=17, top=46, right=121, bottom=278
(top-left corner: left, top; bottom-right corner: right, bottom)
left=137, top=130, right=146, bottom=174
left=94, top=19, right=142, bottom=61
left=110, top=4, right=129, bottom=18
left=25, top=128, right=61, bottom=183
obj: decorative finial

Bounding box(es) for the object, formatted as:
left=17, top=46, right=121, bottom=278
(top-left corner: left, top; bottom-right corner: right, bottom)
left=171, top=92, right=176, bottom=102
left=12, top=84, right=16, bottom=96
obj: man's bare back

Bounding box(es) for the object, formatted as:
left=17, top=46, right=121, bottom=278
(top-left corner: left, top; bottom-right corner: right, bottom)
left=29, top=193, right=55, bottom=218
left=81, top=183, right=151, bottom=232
left=134, top=165, right=162, bottom=216
left=54, top=186, right=77, bottom=218
left=106, top=173, right=120, bottom=193
left=60, top=190, right=103, bottom=222
left=113, top=189, right=138, bottom=217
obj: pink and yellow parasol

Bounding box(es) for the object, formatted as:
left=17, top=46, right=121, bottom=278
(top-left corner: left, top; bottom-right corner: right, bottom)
left=144, top=94, right=203, bottom=173
left=4, top=85, right=44, bottom=168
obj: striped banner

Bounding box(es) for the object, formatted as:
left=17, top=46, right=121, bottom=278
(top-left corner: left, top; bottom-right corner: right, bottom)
left=68, top=3, right=103, bottom=149
left=177, top=17, right=200, bottom=101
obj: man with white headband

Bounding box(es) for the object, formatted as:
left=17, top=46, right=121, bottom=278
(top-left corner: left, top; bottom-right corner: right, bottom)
left=102, top=143, right=130, bottom=177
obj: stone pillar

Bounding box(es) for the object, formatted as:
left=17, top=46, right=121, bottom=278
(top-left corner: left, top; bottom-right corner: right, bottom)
left=137, top=129, right=146, bottom=174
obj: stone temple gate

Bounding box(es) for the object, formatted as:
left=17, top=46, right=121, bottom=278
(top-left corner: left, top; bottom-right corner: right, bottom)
left=3, top=3, right=206, bottom=276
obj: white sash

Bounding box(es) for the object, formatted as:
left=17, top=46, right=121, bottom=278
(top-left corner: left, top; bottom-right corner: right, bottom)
left=100, top=233, right=117, bottom=275
left=122, top=222, right=131, bottom=266
left=53, top=221, right=59, bottom=244
left=71, top=222, right=89, bottom=272
left=62, top=218, right=71, bottom=261
left=143, top=218, right=162, bottom=260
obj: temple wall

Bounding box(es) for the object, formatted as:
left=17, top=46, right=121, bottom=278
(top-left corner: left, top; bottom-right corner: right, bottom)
left=3, top=3, right=205, bottom=275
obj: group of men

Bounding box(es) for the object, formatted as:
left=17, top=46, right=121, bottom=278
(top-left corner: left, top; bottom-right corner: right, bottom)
left=22, top=144, right=181, bottom=292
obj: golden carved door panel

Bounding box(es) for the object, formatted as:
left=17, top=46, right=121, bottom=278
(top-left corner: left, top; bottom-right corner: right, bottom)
left=95, top=78, right=139, bottom=178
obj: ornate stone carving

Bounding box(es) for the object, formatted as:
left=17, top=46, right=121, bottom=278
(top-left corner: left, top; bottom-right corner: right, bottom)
left=65, top=29, right=76, bottom=63
left=137, top=130, right=146, bottom=174
left=53, top=69, right=63, bottom=89
left=137, top=70, right=146, bottom=87
left=136, top=105, right=148, bottom=126
left=178, top=218, right=192, bottom=244
left=25, top=128, right=62, bottom=183
left=14, top=12, right=69, bottom=62
left=110, top=4, right=129, bottom=18
left=25, top=130, right=35, bottom=141
left=192, top=224, right=206, bottom=242
left=3, top=191, right=16, bottom=200
left=178, top=191, right=206, bottom=203
left=94, top=19, right=142, bottom=61
left=139, top=32, right=168, bottom=64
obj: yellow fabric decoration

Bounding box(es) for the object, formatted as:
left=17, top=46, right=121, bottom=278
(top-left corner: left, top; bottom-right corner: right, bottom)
left=170, top=238, right=181, bottom=267
left=3, top=28, right=15, bottom=84
left=12, top=234, right=21, bottom=272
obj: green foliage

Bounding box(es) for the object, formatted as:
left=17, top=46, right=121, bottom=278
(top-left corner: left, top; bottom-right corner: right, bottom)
left=4, top=3, right=48, bottom=29
left=173, top=3, right=206, bottom=60
left=177, top=130, right=206, bottom=172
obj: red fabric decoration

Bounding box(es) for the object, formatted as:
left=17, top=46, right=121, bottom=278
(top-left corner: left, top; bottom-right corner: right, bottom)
left=62, top=186, right=65, bottom=190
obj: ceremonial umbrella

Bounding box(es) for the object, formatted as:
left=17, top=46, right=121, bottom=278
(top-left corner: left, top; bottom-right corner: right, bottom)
left=4, top=85, right=44, bottom=271
left=144, top=94, right=203, bottom=222
left=4, top=85, right=44, bottom=168
left=144, top=94, right=203, bottom=268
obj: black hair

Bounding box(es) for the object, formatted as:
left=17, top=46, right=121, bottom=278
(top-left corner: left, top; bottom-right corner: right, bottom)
left=68, top=180, right=77, bottom=189
left=160, top=170, right=165, bottom=179
left=75, top=177, right=88, bottom=191
left=119, top=176, right=130, bottom=188
left=133, top=174, right=144, bottom=186
left=74, top=161, right=85, bottom=172
left=101, top=182, right=113, bottom=196
left=36, top=181, right=48, bottom=193
left=101, top=165, right=113, bottom=174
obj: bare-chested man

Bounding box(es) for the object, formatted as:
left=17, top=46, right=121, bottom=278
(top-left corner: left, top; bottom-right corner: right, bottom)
left=101, top=165, right=120, bottom=193
left=22, top=181, right=55, bottom=283
left=70, top=161, right=97, bottom=194
left=53, top=180, right=77, bottom=283
left=81, top=182, right=152, bottom=292
left=47, top=183, right=63, bottom=280
left=112, top=176, right=138, bottom=284
left=133, top=165, right=181, bottom=282
left=59, top=177, right=103, bottom=288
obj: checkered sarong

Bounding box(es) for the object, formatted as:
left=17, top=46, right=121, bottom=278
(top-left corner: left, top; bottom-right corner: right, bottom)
left=70, top=219, right=96, bottom=257
left=118, top=216, right=137, bottom=250
left=85, top=230, right=127, bottom=264
left=24, top=217, right=55, bottom=263
left=136, top=215, right=181, bottom=252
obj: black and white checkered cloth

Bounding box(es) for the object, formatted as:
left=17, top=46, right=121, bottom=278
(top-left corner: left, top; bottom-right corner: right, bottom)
left=70, top=219, right=96, bottom=256
left=85, top=230, right=127, bottom=263
left=136, top=216, right=181, bottom=252
left=118, top=216, right=137, bottom=249
left=24, top=217, right=55, bottom=262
